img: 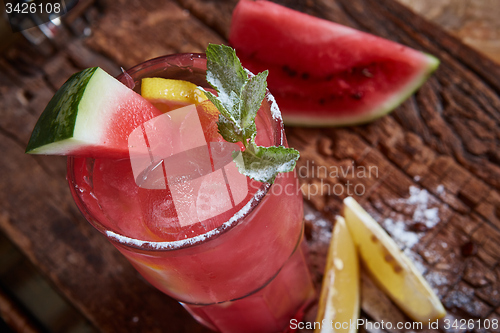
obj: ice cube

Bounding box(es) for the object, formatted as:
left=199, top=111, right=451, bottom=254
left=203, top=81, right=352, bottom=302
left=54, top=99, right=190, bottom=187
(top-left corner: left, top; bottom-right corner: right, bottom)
left=196, top=171, right=233, bottom=222
left=223, top=151, right=248, bottom=207
left=163, top=146, right=212, bottom=185
left=209, top=142, right=248, bottom=207
left=179, top=105, right=207, bottom=153
left=169, top=176, right=202, bottom=227
left=139, top=187, right=182, bottom=238
left=129, top=105, right=209, bottom=190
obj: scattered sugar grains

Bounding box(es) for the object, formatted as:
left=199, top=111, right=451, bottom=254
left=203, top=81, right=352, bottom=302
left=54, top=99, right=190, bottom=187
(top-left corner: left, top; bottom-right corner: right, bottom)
left=304, top=209, right=332, bottom=246
left=384, top=186, right=451, bottom=297
left=403, top=248, right=427, bottom=274
left=406, top=186, right=440, bottom=228
left=436, top=184, right=444, bottom=194
left=424, top=270, right=449, bottom=292
left=383, top=186, right=442, bottom=250
left=303, top=205, right=332, bottom=271
left=382, top=218, right=420, bottom=249
left=265, top=93, right=283, bottom=121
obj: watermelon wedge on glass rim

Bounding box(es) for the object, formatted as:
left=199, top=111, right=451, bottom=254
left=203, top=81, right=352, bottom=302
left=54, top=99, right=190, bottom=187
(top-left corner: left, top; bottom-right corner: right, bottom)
left=25, top=67, right=163, bottom=158
left=229, top=0, right=440, bottom=126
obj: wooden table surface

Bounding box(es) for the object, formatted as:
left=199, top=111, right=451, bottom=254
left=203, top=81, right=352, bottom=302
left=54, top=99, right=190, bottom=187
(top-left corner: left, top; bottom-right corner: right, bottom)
left=399, top=0, right=500, bottom=65
left=1, top=0, right=500, bottom=332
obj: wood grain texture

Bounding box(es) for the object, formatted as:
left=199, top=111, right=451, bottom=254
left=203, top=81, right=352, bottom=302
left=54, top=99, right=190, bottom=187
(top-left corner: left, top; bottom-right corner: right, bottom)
left=397, top=0, right=500, bottom=64
left=0, top=0, right=499, bottom=332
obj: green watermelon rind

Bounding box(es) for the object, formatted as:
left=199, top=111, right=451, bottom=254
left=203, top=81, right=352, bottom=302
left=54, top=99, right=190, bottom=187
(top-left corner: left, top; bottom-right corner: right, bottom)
left=282, top=54, right=440, bottom=127
left=26, top=67, right=131, bottom=155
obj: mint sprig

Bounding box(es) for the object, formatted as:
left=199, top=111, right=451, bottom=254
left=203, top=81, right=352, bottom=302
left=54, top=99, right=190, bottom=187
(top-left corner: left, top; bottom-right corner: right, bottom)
left=201, top=44, right=299, bottom=184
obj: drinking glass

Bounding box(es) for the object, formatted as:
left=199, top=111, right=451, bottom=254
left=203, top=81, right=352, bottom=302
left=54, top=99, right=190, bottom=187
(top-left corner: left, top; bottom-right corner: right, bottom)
left=67, top=53, right=315, bottom=333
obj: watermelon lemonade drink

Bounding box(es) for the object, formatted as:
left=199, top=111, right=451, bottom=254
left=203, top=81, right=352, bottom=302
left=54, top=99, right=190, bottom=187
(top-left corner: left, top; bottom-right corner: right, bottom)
left=65, top=51, right=315, bottom=332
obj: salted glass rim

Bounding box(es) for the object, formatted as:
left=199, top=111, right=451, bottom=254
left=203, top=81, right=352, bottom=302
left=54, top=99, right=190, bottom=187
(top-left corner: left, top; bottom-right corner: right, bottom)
left=67, top=53, right=287, bottom=252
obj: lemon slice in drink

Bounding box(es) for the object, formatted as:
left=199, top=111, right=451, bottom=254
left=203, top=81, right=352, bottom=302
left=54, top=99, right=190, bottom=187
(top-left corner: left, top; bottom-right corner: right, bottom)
left=343, top=197, right=446, bottom=322
left=141, top=78, right=207, bottom=112
left=315, top=216, right=359, bottom=333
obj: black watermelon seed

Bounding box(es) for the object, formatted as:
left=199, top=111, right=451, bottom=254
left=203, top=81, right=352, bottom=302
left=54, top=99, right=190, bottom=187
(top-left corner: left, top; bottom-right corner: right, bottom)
left=351, top=92, right=363, bottom=100
left=301, top=72, right=310, bottom=80
left=282, top=65, right=297, bottom=77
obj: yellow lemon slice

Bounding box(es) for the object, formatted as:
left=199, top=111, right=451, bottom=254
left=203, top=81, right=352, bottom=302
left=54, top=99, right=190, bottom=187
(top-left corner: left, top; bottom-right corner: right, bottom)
left=141, top=78, right=207, bottom=112
left=343, top=197, right=446, bottom=322
left=315, top=216, right=359, bottom=333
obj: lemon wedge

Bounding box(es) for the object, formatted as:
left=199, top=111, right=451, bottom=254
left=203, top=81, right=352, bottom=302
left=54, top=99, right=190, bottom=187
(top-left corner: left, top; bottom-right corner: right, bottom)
left=141, top=78, right=207, bottom=112
left=343, top=197, right=446, bottom=322
left=315, top=216, right=359, bottom=333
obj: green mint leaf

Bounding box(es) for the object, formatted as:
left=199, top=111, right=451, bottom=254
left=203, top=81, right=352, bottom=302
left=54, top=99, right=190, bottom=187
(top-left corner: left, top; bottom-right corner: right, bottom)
left=205, top=44, right=262, bottom=138
left=234, top=142, right=300, bottom=183
left=204, top=43, right=300, bottom=184
left=217, top=116, right=244, bottom=143
left=202, top=89, right=241, bottom=131
left=205, top=44, right=247, bottom=118
left=239, top=70, right=268, bottom=137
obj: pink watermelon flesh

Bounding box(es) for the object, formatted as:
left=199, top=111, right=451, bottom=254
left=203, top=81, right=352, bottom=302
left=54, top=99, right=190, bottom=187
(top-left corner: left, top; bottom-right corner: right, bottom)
left=229, top=0, right=440, bottom=126
left=70, top=94, right=163, bottom=158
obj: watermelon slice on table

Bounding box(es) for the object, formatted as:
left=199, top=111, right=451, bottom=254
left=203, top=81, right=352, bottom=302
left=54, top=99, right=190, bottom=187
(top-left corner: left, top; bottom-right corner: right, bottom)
left=25, top=67, right=163, bottom=158
left=229, top=0, right=440, bottom=126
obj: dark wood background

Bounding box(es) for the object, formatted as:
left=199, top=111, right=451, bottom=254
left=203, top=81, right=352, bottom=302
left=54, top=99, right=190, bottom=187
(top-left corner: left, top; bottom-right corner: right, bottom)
left=399, top=0, right=500, bottom=65
left=0, top=0, right=499, bottom=332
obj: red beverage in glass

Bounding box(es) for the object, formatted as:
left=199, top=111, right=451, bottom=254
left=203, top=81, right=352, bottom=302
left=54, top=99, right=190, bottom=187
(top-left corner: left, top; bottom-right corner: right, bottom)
left=67, top=54, right=315, bottom=332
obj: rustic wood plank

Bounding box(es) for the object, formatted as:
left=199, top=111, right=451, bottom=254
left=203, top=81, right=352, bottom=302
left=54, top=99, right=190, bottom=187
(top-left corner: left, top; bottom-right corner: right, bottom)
left=397, top=0, right=500, bottom=65
left=0, top=284, right=44, bottom=333
left=84, top=0, right=226, bottom=69
left=0, top=0, right=499, bottom=332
